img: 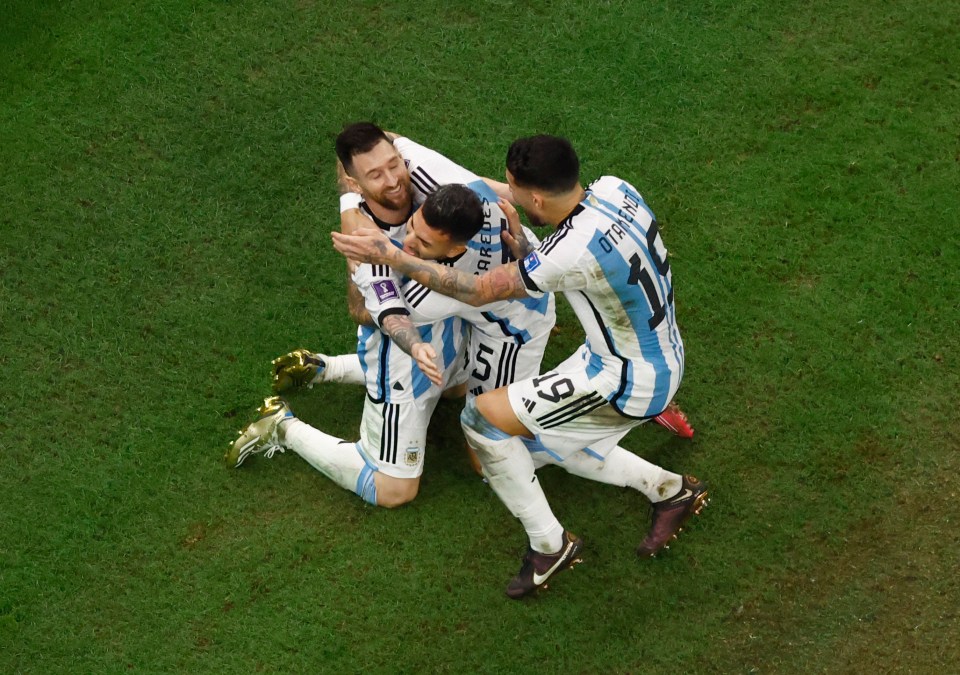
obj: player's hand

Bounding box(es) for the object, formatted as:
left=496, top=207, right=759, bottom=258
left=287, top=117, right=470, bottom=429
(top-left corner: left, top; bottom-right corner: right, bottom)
left=331, top=228, right=395, bottom=265
left=411, top=343, right=443, bottom=386
left=498, top=199, right=533, bottom=259
left=271, top=349, right=324, bottom=393
left=340, top=206, right=371, bottom=236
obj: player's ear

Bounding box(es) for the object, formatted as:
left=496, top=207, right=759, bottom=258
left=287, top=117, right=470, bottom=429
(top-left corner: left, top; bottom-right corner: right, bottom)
left=344, top=174, right=362, bottom=194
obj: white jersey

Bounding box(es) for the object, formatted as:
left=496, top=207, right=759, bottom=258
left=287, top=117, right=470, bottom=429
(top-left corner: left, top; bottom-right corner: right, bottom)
left=354, top=138, right=555, bottom=398
left=355, top=316, right=466, bottom=404
left=349, top=182, right=464, bottom=406
left=517, top=176, right=684, bottom=418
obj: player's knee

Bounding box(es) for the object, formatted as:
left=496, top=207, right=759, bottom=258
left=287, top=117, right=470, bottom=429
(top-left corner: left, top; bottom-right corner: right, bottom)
left=374, top=475, right=420, bottom=508
left=461, top=397, right=502, bottom=438
left=460, top=400, right=511, bottom=467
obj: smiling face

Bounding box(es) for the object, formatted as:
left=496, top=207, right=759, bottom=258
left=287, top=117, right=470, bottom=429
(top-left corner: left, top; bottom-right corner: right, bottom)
left=402, top=209, right=463, bottom=261
left=348, top=139, right=413, bottom=212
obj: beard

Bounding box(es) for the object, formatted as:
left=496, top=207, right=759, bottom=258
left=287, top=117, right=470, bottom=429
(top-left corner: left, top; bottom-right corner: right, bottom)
left=369, top=176, right=413, bottom=212
left=525, top=209, right=548, bottom=228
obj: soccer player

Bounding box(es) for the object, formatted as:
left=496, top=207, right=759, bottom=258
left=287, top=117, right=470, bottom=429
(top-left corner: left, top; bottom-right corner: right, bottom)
left=226, top=125, right=556, bottom=507
left=332, top=135, right=708, bottom=598
left=225, top=187, right=476, bottom=507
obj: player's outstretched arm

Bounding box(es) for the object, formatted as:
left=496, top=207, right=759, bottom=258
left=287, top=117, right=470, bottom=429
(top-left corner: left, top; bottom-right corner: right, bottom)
left=380, top=313, right=443, bottom=385
left=331, top=229, right=529, bottom=307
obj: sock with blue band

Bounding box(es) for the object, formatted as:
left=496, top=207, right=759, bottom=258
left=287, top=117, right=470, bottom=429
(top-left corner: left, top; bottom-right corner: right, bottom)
left=461, top=399, right=564, bottom=554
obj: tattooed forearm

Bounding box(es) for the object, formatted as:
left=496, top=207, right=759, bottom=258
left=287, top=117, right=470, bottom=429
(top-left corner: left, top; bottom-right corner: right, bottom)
left=381, top=314, right=423, bottom=356
left=386, top=250, right=528, bottom=306
left=346, top=279, right=374, bottom=326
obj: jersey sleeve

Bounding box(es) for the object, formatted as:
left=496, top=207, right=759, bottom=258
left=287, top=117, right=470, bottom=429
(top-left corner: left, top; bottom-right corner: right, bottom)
left=393, top=137, right=479, bottom=199
left=518, top=226, right=591, bottom=295
left=352, top=263, right=410, bottom=328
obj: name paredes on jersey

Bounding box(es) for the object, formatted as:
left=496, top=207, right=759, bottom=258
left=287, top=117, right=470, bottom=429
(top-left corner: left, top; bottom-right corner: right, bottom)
left=473, top=198, right=504, bottom=274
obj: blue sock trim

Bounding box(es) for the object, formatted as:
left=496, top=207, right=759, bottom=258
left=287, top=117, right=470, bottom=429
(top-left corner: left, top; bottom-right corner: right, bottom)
left=461, top=398, right=512, bottom=441
left=353, top=443, right=379, bottom=505
left=581, top=445, right=604, bottom=461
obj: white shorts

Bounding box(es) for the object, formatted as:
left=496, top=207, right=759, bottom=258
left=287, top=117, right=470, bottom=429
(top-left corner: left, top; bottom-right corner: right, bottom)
left=358, top=393, right=441, bottom=479
left=466, top=328, right=550, bottom=399
left=506, top=348, right=647, bottom=463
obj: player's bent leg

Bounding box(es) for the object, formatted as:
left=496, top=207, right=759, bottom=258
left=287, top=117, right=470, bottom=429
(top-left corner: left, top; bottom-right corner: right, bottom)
left=281, top=419, right=373, bottom=497
left=372, top=474, right=420, bottom=508
left=356, top=396, right=433, bottom=504
left=553, top=446, right=683, bottom=503
left=461, top=395, right=578, bottom=598
left=474, top=387, right=531, bottom=437
left=652, top=400, right=695, bottom=438
left=271, top=350, right=365, bottom=393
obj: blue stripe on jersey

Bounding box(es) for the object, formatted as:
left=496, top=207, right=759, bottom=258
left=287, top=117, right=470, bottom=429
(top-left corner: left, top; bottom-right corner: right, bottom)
left=581, top=446, right=604, bottom=461
left=467, top=179, right=499, bottom=203
left=359, top=324, right=391, bottom=401
left=441, top=317, right=460, bottom=367
left=585, top=347, right=604, bottom=380
left=464, top=181, right=505, bottom=258
left=586, top=232, right=671, bottom=416
left=411, top=324, right=434, bottom=398
left=480, top=310, right=531, bottom=345
left=517, top=293, right=551, bottom=315
left=357, top=326, right=371, bottom=379
left=586, top=190, right=684, bottom=375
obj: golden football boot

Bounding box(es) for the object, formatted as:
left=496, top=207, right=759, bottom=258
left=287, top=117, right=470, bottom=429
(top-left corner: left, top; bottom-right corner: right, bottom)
left=271, top=349, right=327, bottom=394
left=225, top=397, right=292, bottom=468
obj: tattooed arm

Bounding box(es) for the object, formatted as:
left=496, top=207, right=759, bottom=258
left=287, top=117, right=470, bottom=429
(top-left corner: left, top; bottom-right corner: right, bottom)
left=380, top=313, right=442, bottom=385
left=346, top=278, right=374, bottom=326
left=331, top=228, right=529, bottom=307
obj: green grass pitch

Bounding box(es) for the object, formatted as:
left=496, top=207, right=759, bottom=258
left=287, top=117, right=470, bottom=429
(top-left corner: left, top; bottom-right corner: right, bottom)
left=2, top=0, right=958, bottom=671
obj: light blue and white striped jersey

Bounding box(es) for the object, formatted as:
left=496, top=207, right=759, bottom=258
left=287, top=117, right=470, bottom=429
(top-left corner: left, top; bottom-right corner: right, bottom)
left=355, top=315, right=466, bottom=405
left=354, top=138, right=554, bottom=367
left=518, top=176, right=684, bottom=418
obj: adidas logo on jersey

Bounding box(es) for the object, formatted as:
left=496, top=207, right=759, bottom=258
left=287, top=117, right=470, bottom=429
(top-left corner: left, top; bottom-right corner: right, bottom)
left=522, top=397, right=537, bottom=413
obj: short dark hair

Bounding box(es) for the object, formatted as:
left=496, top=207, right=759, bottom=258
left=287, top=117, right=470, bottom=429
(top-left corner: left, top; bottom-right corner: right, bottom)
left=335, top=122, right=391, bottom=175
left=506, top=135, right=580, bottom=193
left=421, top=184, right=484, bottom=244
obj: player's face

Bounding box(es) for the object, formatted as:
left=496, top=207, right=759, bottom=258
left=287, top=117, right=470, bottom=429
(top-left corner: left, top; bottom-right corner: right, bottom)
left=350, top=140, right=412, bottom=211
left=403, top=210, right=458, bottom=260
left=506, top=170, right=548, bottom=228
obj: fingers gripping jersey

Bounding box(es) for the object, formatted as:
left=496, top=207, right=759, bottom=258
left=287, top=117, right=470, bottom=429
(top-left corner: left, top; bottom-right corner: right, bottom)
left=517, top=176, right=684, bottom=418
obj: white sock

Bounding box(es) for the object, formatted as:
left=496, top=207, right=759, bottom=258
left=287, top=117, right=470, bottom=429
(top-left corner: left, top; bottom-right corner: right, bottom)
left=317, top=353, right=365, bottom=386
left=462, top=423, right=565, bottom=554
left=557, top=446, right=682, bottom=502
left=281, top=419, right=365, bottom=491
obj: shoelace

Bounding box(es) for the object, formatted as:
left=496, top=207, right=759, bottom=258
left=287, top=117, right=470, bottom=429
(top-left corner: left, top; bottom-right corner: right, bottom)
left=263, top=443, right=285, bottom=459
